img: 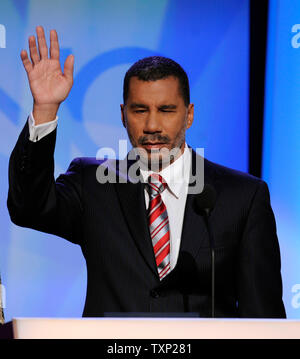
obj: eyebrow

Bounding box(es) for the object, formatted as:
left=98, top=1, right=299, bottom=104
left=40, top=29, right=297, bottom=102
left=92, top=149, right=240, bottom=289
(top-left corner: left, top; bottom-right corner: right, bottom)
left=129, top=103, right=177, bottom=110
left=158, top=104, right=177, bottom=110
left=129, top=103, right=149, bottom=109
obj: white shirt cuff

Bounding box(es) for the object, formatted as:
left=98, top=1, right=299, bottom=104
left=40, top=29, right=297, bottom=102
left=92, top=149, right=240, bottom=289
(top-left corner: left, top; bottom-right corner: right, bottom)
left=28, top=111, right=58, bottom=142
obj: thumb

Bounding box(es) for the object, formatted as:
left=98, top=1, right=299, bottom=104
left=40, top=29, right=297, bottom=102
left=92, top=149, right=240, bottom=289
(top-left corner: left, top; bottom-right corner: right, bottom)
left=63, top=54, right=74, bottom=82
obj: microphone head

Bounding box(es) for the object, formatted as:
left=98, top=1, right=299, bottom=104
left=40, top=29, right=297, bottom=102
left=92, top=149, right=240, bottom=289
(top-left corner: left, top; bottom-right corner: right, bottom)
left=194, top=184, right=217, bottom=214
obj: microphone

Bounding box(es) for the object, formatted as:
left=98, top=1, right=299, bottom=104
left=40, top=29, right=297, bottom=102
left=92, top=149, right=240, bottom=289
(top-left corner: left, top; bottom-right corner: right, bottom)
left=194, top=184, right=217, bottom=318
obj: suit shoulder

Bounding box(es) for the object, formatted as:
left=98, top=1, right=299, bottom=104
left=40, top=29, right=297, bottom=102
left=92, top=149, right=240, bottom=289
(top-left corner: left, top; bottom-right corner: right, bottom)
left=70, top=157, right=116, bottom=167
left=68, top=157, right=122, bottom=177
left=203, top=158, right=271, bottom=213
left=204, top=158, right=266, bottom=189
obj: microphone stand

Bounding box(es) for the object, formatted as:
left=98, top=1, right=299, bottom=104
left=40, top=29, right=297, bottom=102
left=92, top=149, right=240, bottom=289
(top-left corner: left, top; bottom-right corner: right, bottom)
left=194, top=184, right=217, bottom=318
left=202, top=209, right=215, bottom=318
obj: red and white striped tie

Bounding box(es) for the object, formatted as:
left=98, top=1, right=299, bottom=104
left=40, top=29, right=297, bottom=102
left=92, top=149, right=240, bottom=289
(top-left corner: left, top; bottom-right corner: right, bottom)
left=147, top=174, right=170, bottom=280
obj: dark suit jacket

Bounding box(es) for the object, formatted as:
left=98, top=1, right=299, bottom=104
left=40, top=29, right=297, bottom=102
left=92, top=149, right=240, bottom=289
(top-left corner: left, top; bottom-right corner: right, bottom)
left=7, top=122, right=286, bottom=318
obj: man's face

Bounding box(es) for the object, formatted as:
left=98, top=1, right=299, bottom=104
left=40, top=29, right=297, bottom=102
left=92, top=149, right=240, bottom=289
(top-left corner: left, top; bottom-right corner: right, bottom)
left=121, top=76, right=194, bottom=169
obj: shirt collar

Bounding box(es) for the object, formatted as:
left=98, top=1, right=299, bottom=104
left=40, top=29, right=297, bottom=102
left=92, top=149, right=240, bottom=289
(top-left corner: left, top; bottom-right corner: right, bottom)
left=140, top=143, right=191, bottom=198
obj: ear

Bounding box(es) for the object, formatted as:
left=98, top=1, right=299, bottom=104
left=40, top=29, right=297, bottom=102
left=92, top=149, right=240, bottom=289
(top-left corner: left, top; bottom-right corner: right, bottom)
left=120, top=104, right=127, bottom=128
left=186, top=103, right=194, bottom=129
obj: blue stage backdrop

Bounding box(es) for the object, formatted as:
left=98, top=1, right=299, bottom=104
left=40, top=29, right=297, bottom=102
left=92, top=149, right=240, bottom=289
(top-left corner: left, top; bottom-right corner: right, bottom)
left=0, top=0, right=249, bottom=320
left=263, top=0, right=300, bottom=318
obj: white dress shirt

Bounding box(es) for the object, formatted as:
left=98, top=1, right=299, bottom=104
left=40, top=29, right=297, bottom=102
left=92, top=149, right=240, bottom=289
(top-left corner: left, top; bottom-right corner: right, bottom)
left=28, top=111, right=58, bottom=142
left=28, top=112, right=192, bottom=271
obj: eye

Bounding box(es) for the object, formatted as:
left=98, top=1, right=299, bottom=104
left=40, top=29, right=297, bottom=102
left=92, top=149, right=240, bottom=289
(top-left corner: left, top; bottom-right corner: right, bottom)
left=135, top=110, right=146, bottom=113
left=161, top=109, right=175, bottom=113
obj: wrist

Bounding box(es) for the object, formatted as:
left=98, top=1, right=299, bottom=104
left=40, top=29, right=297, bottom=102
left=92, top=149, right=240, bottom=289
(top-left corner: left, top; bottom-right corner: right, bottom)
left=32, top=103, right=59, bottom=125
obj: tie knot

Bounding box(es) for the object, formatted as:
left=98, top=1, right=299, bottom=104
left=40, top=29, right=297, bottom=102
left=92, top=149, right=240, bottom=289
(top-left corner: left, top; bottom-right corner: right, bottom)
left=147, top=174, right=167, bottom=195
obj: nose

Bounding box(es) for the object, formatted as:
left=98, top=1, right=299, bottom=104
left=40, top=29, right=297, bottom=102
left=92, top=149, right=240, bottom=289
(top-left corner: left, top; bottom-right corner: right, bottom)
left=143, top=110, right=162, bottom=134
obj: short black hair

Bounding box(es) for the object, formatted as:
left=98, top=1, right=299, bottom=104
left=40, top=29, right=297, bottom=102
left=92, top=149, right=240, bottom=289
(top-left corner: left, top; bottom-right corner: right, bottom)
left=123, top=56, right=190, bottom=107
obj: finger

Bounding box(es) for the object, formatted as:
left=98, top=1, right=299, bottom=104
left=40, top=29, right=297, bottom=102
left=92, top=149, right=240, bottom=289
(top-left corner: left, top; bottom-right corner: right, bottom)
left=49, top=29, right=60, bottom=60
left=63, top=54, right=74, bottom=82
left=36, top=26, right=49, bottom=59
left=20, top=50, right=33, bottom=73
left=28, top=35, right=40, bottom=65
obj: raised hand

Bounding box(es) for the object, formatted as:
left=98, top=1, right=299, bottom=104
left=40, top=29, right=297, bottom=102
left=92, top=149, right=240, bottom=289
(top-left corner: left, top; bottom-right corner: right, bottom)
left=21, top=26, right=74, bottom=124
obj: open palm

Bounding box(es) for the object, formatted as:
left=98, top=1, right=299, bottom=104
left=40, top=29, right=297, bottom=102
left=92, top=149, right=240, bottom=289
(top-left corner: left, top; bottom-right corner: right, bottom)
left=21, top=26, right=74, bottom=106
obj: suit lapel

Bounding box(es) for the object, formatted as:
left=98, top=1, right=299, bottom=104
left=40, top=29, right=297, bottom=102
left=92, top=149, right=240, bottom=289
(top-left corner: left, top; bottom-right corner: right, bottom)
left=113, top=151, right=217, bottom=278
left=114, top=159, right=159, bottom=277
left=178, top=151, right=217, bottom=259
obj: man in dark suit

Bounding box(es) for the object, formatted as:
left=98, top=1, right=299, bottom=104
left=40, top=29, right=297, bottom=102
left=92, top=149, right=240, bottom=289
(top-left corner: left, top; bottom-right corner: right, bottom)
left=7, top=26, right=286, bottom=318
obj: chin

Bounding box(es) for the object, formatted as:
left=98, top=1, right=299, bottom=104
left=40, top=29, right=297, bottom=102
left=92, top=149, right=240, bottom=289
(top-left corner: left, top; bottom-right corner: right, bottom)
left=133, top=145, right=183, bottom=171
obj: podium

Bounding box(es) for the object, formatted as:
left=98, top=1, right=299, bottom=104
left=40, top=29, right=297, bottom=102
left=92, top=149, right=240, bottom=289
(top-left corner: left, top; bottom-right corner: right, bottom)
left=1, top=318, right=299, bottom=339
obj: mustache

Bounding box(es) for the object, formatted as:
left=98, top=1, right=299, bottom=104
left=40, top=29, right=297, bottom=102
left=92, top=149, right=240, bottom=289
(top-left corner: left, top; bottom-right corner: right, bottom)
left=138, top=135, right=171, bottom=145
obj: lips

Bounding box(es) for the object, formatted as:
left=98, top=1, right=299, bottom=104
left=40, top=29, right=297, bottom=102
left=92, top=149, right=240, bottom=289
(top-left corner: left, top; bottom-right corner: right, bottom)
left=142, top=143, right=167, bottom=150
left=144, top=142, right=165, bottom=145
